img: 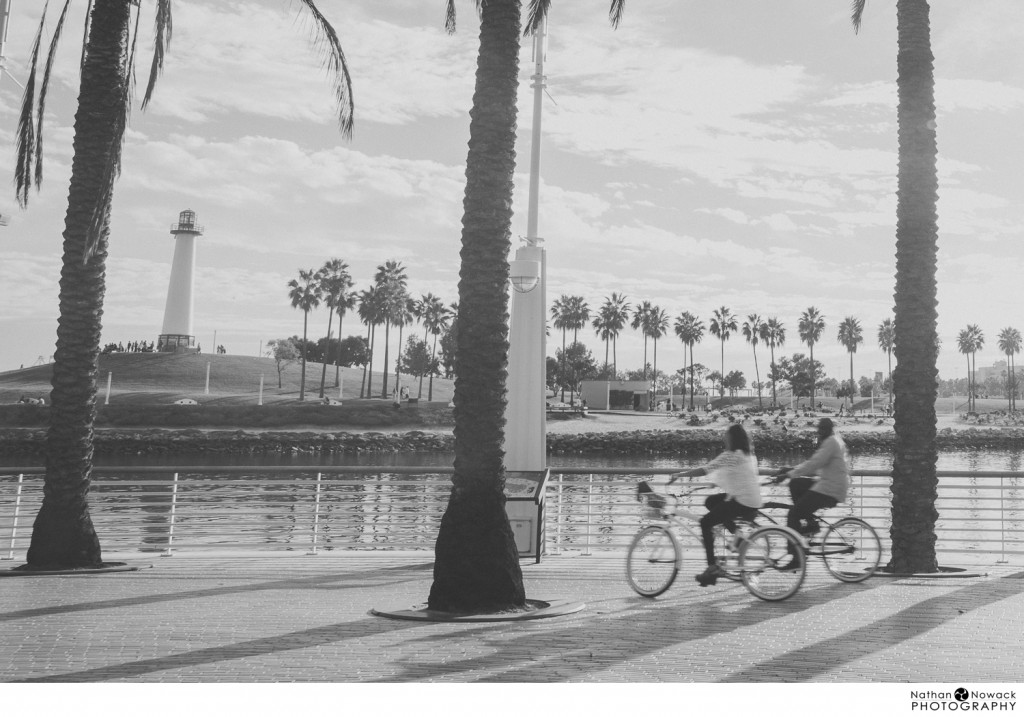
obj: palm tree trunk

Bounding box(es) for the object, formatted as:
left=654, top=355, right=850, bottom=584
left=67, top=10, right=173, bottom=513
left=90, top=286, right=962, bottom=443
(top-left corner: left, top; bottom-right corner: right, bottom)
left=689, top=343, right=695, bottom=410
left=888, top=0, right=939, bottom=573
left=380, top=319, right=391, bottom=399
left=769, top=342, right=777, bottom=407
left=753, top=345, right=762, bottom=408
left=428, top=0, right=524, bottom=612
left=849, top=352, right=855, bottom=408
left=319, top=307, right=335, bottom=398
left=809, top=342, right=815, bottom=407
left=299, top=310, right=309, bottom=401
left=560, top=329, right=566, bottom=402
left=25, top=0, right=133, bottom=569
left=334, top=312, right=344, bottom=388
left=428, top=333, right=438, bottom=401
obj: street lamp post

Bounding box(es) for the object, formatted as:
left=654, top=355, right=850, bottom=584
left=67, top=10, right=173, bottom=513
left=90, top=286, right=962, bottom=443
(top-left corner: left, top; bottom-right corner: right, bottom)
left=504, top=18, right=548, bottom=473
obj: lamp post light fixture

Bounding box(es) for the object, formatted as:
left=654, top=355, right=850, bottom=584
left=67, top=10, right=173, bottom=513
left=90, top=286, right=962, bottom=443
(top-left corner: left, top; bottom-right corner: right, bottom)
left=509, top=259, right=541, bottom=294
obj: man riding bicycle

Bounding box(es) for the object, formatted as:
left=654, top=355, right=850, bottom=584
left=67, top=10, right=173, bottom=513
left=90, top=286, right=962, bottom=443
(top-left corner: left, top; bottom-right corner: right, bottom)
left=773, top=417, right=851, bottom=570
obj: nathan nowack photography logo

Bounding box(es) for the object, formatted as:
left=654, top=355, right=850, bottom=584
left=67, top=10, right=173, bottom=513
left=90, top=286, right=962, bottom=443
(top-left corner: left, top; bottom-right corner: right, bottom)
left=911, top=688, right=1017, bottom=712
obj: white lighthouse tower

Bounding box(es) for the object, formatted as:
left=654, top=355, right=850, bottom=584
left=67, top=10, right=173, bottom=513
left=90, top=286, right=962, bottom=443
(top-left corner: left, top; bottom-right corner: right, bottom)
left=157, top=209, right=203, bottom=353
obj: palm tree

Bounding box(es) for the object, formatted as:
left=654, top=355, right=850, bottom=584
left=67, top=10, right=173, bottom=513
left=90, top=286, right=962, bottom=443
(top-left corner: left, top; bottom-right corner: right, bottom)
left=673, top=311, right=704, bottom=410
left=742, top=314, right=765, bottom=408
left=605, top=292, right=630, bottom=377
left=798, top=307, right=825, bottom=408
left=373, top=260, right=409, bottom=399
left=358, top=286, right=384, bottom=398
left=853, top=0, right=940, bottom=573
left=563, top=295, right=590, bottom=402
left=631, top=301, right=654, bottom=380
left=391, top=293, right=416, bottom=395
left=428, top=0, right=527, bottom=612
left=13, top=0, right=352, bottom=570
left=837, top=317, right=864, bottom=408
left=592, top=306, right=615, bottom=376
left=332, top=288, right=358, bottom=388
left=288, top=268, right=323, bottom=401
left=968, top=324, right=985, bottom=410
left=877, top=317, right=895, bottom=408
left=648, top=306, right=669, bottom=403
left=708, top=307, right=737, bottom=400
left=760, top=317, right=786, bottom=407
left=956, top=328, right=974, bottom=412
left=997, top=327, right=1022, bottom=412
left=317, top=258, right=352, bottom=398
left=550, top=295, right=572, bottom=401
left=420, top=295, right=452, bottom=401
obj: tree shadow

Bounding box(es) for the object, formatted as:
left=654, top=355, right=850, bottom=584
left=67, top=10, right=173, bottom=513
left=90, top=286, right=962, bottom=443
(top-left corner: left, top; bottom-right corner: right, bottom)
left=0, top=562, right=434, bottom=623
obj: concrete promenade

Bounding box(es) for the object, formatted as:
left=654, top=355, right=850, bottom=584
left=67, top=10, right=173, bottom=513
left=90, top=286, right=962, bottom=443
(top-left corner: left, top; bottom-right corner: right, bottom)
left=0, top=551, right=1022, bottom=685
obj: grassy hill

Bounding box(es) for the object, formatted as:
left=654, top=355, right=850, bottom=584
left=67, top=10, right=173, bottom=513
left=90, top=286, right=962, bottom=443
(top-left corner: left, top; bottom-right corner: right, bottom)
left=0, top=352, right=454, bottom=406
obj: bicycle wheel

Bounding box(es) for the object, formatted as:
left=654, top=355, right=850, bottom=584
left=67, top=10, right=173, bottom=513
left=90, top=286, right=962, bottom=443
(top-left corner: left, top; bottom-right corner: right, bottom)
left=739, top=526, right=806, bottom=601
left=820, top=517, right=881, bottom=582
left=626, top=525, right=681, bottom=597
left=713, top=518, right=758, bottom=579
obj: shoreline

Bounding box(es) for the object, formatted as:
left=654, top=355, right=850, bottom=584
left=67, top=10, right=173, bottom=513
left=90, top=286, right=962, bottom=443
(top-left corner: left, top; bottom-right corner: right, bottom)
left=2, top=411, right=1024, bottom=458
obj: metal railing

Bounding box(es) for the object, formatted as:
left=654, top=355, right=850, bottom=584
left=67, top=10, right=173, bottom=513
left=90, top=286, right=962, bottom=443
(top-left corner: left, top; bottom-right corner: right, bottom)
left=2, top=466, right=1022, bottom=564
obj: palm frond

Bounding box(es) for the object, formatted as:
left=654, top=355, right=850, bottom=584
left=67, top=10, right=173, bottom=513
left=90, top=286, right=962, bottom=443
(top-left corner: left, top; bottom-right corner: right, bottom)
left=80, top=0, right=94, bottom=69
left=34, top=0, right=74, bottom=189
left=296, top=0, right=354, bottom=138
left=524, top=0, right=550, bottom=37
left=15, top=1, right=48, bottom=208
left=609, top=0, right=627, bottom=29
left=851, top=0, right=867, bottom=33
left=445, top=0, right=456, bottom=35
left=142, top=0, right=172, bottom=109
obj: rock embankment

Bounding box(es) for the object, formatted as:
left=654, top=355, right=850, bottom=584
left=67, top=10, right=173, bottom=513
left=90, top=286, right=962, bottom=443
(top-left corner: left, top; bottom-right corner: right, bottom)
left=2, top=425, right=1022, bottom=459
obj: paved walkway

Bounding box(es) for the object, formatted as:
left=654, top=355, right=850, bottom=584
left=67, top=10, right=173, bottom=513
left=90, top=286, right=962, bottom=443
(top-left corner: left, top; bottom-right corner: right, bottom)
left=0, top=551, right=1022, bottom=684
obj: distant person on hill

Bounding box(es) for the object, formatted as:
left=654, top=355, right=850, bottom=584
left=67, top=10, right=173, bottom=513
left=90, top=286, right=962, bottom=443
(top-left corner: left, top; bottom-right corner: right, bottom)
left=668, top=423, right=763, bottom=587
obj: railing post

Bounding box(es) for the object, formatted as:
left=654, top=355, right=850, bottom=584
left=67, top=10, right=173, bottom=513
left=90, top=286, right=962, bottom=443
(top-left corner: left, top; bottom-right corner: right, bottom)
left=555, top=473, right=563, bottom=555
left=308, top=472, right=322, bottom=555
left=584, top=473, right=593, bottom=556
left=998, top=475, right=1008, bottom=564
left=162, top=472, right=179, bottom=557
left=4, top=473, right=24, bottom=560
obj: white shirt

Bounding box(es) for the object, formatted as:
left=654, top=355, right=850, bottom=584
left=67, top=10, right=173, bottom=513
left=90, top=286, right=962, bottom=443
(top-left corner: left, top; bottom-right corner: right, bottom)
left=703, top=450, right=763, bottom=508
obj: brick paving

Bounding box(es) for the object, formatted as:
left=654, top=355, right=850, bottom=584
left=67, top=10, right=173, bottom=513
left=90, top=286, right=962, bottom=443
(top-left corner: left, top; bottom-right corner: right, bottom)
left=0, top=551, right=1021, bottom=683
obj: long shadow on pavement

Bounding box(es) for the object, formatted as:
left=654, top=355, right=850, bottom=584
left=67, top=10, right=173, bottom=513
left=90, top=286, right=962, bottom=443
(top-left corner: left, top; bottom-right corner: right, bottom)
left=0, top=562, right=433, bottom=624
left=719, top=570, right=1024, bottom=682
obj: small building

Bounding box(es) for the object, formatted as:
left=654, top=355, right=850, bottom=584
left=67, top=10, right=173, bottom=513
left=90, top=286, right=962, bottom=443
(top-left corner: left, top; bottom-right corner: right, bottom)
left=580, top=380, right=653, bottom=411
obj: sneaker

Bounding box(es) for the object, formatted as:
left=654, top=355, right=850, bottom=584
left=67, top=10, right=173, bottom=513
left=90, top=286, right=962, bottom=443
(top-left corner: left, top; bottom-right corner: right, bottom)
left=695, top=565, right=722, bottom=587
left=778, top=556, right=803, bottom=572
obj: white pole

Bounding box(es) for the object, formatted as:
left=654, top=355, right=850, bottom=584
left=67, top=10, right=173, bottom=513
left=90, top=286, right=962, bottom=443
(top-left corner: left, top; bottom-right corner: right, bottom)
left=163, top=473, right=179, bottom=557
left=205, top=362, right=210, bottom=395
left=526, top=16, right=546, bottom=241
left=338, top=372, right=343, bottom=400
left=104, top=371, right=112, bottom=405
left=5, top=473, right=23, bottom=560
left=258, top=374, right=264, bottom=406
left=213, top=330, right=217, bottom=355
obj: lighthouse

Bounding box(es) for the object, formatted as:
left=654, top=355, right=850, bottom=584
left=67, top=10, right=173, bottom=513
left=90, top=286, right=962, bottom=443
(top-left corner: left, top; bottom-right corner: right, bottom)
left=157, top=209, right=203, bottom=353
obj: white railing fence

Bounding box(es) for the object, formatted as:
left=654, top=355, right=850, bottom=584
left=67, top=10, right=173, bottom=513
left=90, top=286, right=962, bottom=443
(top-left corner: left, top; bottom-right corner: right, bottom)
left=1, top=466, right=1021, bottom=564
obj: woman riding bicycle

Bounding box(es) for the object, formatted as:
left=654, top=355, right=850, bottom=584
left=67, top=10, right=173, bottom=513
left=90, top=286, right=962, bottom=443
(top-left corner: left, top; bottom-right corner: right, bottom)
left=775, top=417, right=851, bottom=570
left=668, top=423, right=762, bottom=587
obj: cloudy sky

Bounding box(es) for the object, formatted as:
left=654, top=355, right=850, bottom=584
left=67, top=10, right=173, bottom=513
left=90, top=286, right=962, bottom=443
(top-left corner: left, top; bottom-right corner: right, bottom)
left=1, top=0, right=1023, bottom=391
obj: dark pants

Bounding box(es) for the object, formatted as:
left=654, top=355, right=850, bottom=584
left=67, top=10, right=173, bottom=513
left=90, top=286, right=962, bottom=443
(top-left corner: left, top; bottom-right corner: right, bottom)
left=787, top=476, right=837, bottom=535
left=700, top=493, right=756, bottom=566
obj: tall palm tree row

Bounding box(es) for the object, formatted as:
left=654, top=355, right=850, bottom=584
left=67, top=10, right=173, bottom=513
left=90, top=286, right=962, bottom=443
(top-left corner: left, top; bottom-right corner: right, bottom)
left=837, top=316, right=864, bottom=404
left=550, top=294, right=572, bottom=401
left=358, top=285, right=384, bottom=398
left=287, top=268, right=323, bottom=402
left=419, top=294, right=453, bottom=401
left=760, top=317, right=786, bottom=408
left=853, top=0, right=941, bottom=573
left=14, top=0, right=353, bottom=569
left=742, top=314, right=764, bottom=408
left=708, top=306, right=737, bottom=399
left=603, top=292, right=630, bottom=377
left=798, top=306, right=825, bottom=407
left=997, top=327, right=1021, bottom=412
